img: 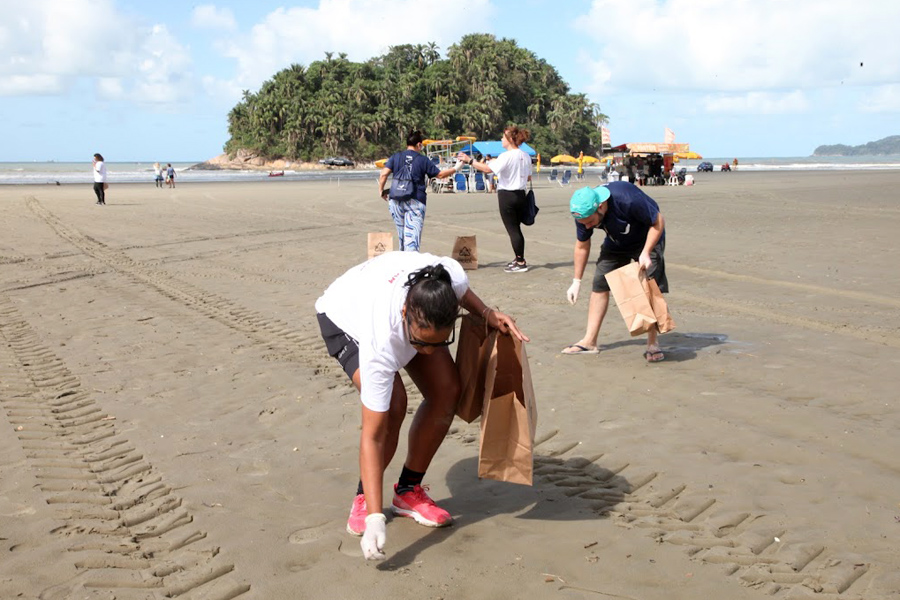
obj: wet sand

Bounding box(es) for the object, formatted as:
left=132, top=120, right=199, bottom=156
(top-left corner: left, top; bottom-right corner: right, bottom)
left=2, top=170, right=899, bottom=599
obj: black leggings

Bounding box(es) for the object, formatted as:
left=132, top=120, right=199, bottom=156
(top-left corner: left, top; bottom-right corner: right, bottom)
left=93, top=182, right=105, bottom=204
left=498, top=189, right=527, bottom=261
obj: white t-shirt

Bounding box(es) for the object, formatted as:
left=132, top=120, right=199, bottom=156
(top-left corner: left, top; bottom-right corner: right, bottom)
left=93, top=161, right=107, bottom=183
left=488, top=148, right=532, bottom=190
left=314, top=252, right=469, bottom=412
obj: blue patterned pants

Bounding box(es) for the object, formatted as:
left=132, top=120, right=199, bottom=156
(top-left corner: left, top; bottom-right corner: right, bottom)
left=388, top=198, right=426, bottom=251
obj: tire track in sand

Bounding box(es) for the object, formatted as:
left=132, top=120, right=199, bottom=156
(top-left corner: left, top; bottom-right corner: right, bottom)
left=0, top=297, right=250, bottom=600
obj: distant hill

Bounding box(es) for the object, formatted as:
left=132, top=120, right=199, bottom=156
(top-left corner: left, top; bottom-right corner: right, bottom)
left=813, top=135, right=900, bottom=156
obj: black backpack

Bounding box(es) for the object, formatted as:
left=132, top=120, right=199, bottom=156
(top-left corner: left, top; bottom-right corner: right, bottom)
left=389, top=153, right=416, bottom=202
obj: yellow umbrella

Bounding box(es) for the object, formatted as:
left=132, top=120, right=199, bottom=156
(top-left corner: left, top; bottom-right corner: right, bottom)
left=550, top=154, right=579, bottom=164
left=580, top=155, right=601, bottom=163
left=375, top=158, right=388, bottom=168
left=674, top=151, right=703, bottom=160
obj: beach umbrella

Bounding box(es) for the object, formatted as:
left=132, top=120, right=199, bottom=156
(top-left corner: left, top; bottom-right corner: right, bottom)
left=580, top=155, right=601, bottom=163
left=550, top=154, right=579, bottom=164
left=375, top=158, right=388, bottom=168
left=674, top=151, right=703, bottom=160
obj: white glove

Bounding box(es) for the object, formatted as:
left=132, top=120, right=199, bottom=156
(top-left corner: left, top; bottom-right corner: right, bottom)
left=454, top=160, right=465, bottom=172
left=360, top=513, right=386, bottom=560
left=566, top=279, right=581, bottom=305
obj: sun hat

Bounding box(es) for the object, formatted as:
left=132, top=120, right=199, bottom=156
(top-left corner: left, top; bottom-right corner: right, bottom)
left=569, top=185, right=611, bottom=219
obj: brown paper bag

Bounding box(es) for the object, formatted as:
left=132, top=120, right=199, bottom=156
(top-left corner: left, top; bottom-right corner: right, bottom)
left=102, top=182, right=109, bottom=190
left=648, top=279, right=676, bottom=334
left=478, top=334, right=538, bottom=486
left=451, top=235, right=478, bottom=270
left=455, top=312, right=498, bottom=423
left=604, top=262, right=657, bottom=336
left=367, top=232, right=393, bottom=260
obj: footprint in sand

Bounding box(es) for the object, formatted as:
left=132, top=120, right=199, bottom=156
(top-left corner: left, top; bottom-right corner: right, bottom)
left=287, top=521, right=346, bottom=567
left=287, top=521, right=333, bottom=545
left=235, top=459, right=270, bottom=476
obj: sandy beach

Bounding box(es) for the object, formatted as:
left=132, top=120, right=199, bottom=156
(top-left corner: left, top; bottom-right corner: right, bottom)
left=2, top=170, right=899, bottom=600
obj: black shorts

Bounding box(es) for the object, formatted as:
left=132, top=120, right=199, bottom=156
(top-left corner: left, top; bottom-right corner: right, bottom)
left=591, top=238, right=668, bottom=293
left=317, top=313, right=360, bottom=381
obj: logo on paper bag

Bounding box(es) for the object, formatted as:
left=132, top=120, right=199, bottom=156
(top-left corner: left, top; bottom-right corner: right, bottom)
left=457, top=246, right=473, bottom=262
left=374, top=242, right=386, bottom=254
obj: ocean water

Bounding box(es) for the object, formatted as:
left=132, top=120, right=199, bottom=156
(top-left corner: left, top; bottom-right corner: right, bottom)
left=2, top=156, right=900, bottom=185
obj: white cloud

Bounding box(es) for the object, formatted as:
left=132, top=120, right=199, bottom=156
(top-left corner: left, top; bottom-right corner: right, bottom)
left=0, top=0, right=193, bottom=104
left=576, top=0, right=900, bottom=95
left=208, top=0, right=496, bottom=103
left=703, top=91, right=809, bottom=115
left=0, top=74, right=65, bottom=95
left=859, top=85, right=900, bottom=113
left=97, top=77, right=125, bottom=100
left=191, top=5, right=237, bottom=30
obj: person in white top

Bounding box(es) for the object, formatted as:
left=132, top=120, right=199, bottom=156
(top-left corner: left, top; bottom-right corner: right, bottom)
left=458, top=126, right=534, bottom=273
left=92, top=153, right=108, bottom=205
left=315, top=251, right=528, bottom=560
left=153, top=162, right=164, bottom=188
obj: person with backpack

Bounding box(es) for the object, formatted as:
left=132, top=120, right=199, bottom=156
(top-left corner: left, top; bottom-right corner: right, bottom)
left=378, top=131, right=461, bottom=252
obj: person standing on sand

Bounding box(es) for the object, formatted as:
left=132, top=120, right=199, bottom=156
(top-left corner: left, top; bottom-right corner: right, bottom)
left=378, top=131, right=461, bottom=251
left=92, top=153, right=107, bottom=205
left=457, top=125, right=531, bottom=273
left=154, top=162, right=164, bottom=188
left=166, top=163, right=176, bottom=188
left=562, top=181, right=669, bottom=362
left=315, top=251, right=527, bottom=560
left=457, top=125, right=533, bottom=273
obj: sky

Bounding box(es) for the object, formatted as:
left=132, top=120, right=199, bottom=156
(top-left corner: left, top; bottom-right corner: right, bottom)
left=2, top=0, right=899, bottom=162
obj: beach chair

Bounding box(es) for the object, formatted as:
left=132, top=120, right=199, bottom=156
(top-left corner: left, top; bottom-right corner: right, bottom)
left=473, top=172, right=486, bottom=192
left=559, top=170, right=572, bottom=186
left=547, top=168, right=558, bottom=183
left=454, top=172, right=468, bottom=192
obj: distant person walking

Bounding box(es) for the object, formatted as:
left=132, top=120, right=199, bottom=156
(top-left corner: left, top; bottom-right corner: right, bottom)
left=378, top=131, right=460, bottom=252
left=154, top=162, right=164, bottom=188
left=92, top=153, right=107, bottom=205
left=166, top=163, right=176, bottom=188
left=457, top=125, right=533, bottom=273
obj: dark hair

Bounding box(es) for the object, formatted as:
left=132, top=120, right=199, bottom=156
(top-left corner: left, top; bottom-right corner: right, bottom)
left=404, top=264, right=458, bottom=330
left=406, top=130, right=424, bottom=147
left=504, top=126, right=530, bottom=147
left=93, top=153, right=104, bottom=161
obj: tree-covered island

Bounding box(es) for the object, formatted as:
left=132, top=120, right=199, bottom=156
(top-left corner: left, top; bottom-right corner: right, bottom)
left=223, top=34, right=607, bottom=162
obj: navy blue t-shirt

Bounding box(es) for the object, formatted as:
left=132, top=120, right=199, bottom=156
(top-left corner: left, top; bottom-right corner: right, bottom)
left=386, top=150, right=441, bottom=204
left=575, top=181, right=664, bottom=251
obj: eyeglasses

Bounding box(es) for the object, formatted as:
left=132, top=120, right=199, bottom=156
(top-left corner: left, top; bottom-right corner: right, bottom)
left=405, top=313, right=456, bottom=347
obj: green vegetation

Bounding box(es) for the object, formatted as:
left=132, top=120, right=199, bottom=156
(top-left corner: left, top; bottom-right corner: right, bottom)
left=813, top=135, right=900, bottom=156
left=224, top=34, right=606, bottom=162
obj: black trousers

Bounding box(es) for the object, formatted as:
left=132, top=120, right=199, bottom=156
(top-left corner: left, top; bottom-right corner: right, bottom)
left=93, top=182, right=105, bottom=204
left=498, top=189, right=527, bottom=260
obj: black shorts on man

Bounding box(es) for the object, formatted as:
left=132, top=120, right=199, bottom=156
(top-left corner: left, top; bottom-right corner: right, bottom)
left=591, top=238, right=667, bottom=294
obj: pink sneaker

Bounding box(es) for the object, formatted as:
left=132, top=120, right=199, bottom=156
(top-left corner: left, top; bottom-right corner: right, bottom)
left=391, top=484, right=452, bottom=528
left=346, top=493, right=367, bottom=536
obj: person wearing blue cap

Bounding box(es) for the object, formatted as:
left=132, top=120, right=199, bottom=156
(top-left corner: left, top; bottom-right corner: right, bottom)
left=563, top=181, right=668, bottom=362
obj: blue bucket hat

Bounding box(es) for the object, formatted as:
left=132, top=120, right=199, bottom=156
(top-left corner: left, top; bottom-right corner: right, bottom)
left=569, top=185, right=611, bottom=219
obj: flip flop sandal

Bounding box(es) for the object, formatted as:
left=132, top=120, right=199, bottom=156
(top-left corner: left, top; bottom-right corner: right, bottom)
left=561, top=344, right=600, bottom=355
left=643, top=349, right=665, bottom=362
